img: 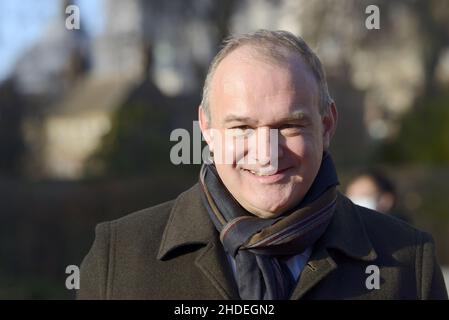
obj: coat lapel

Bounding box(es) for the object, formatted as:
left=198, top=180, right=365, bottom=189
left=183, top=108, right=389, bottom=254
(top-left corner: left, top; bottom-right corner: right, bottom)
left=157, top=184, right=377, bottom=300
left=157, top=183, right=239, bottom=299
left=291, top=193, right=378, bottom=299
left=195, top=239, right=240, bottom=299
left=290, top=246, right=337, bottom=299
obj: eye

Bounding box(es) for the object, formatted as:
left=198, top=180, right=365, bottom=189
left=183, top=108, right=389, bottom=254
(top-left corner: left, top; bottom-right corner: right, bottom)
left=229, top=125, right=254, bottom=136
left=279, top=124, right=303, bottom=135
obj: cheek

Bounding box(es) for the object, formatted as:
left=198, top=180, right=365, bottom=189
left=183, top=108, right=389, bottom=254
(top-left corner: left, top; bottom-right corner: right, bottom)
left=284, top=136, right=307, bottom=158
left=223, top=136, right=251, bottom=165
left=211, top=131, right=244, bottom=165
left=287, top=131, right=323, bottom=157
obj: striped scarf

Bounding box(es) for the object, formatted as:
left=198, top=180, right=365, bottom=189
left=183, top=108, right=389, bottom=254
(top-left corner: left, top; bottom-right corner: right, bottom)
left=199, top=152, right=339, bottom=300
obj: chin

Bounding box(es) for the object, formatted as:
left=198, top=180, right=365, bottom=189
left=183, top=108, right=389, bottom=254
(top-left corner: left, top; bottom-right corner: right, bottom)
left=247, top=194, right=293, bottom=217
left=254, top=211, right=281, bottom=219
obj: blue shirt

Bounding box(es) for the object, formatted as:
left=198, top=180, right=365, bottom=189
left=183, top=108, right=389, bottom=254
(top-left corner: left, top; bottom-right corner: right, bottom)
left=226, top=247, right=313, bottom=283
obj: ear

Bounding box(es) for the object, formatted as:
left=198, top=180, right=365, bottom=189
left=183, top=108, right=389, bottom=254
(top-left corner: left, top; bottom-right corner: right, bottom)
left=198, top=105, right=214, bottom=152
left=322, top=101, right=338, bottom=150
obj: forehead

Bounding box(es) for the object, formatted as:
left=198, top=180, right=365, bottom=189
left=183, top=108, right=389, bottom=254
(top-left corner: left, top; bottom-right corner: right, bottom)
left=209, top=46, right=319, bottom=118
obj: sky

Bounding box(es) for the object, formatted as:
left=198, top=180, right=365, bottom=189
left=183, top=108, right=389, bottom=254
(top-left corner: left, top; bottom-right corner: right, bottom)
left=0, top=0, right=104, bottom=82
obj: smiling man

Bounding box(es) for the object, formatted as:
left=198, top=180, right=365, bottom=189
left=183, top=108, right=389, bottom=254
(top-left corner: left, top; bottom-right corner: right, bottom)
left=78, top=30, right=447, bottom=300
left=199, top=37, right=337, bottom=220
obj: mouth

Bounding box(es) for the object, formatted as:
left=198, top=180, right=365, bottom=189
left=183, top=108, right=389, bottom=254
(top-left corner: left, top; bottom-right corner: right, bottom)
left=240, top=166, right=293, bottom=183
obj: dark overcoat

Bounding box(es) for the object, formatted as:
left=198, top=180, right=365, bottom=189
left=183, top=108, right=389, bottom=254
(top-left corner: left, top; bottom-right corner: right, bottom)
left=78, top=184, right=448, bottom=300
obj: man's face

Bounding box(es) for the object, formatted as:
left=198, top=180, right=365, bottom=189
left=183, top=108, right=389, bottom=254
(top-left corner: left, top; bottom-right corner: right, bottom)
left=199, top=47, right=337, bottom=218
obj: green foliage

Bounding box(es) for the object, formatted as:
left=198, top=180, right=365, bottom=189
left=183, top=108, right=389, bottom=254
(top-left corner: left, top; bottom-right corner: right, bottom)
left=381, top=92, right=449, bottom=164
left=86, top=102, right=172, bottom=177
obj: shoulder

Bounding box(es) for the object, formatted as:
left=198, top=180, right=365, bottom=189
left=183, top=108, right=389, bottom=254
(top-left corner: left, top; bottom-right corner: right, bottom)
left=337, top=192, right=432, bottom=251
left=334, top=192, right=436, bottom=267
left=93, top=183, right=201, bottom=246
left=99, top=199, right=175, bottom=235
left=350, top=197, right=447, bottom=299
left=352, top=196, right=431, bottom=248
left=78, top=184, right=199, bottom=299
left=340, top=194, right=438, bottom=276
left=87, top=200, right=173, bottom=254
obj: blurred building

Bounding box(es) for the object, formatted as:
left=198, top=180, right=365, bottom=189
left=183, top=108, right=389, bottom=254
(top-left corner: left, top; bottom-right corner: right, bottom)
left=12, top=0, right=147, bottom=179
left=2, top=0, right=449, bottom=179
left=7, top=0, right=215, bottom=179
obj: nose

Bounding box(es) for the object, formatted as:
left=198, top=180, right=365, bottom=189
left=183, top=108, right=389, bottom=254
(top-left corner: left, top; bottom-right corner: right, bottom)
left=256, top=127, right=282, bottom=166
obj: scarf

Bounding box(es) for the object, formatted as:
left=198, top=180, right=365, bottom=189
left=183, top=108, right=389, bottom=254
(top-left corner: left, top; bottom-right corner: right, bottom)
left=199, top=152, right=339, bottom=300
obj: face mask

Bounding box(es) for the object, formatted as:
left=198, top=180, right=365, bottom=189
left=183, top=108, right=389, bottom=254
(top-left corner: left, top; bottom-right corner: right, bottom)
left=348, top=196, right=377, bottom=211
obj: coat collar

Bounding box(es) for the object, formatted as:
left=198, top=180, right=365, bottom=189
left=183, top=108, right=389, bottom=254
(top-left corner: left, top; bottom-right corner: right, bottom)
left=318, top=192, right=378, bottom=262
left=157, top=183, right=377, bottom=299
left=289, top=192, right=378, bottom=299
left=157, top=183, right=240, bottom=299
left=157, top=183, right=216, bottom=260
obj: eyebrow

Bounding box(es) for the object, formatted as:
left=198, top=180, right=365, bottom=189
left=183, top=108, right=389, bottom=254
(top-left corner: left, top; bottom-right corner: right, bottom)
left=223, top=110, right=310, bottom=125
left=279, top=111, right=309, bottom=123
left=223, top=115, right=254, bottom=124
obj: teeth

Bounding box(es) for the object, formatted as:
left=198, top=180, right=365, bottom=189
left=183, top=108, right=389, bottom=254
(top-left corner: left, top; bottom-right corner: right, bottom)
left=258, top=172, right=271, bottom=176
left=243, top=169, right=274, bottom=176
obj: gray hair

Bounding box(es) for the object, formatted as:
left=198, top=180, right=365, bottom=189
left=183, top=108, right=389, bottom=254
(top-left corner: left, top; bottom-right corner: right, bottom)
left=201, top=29, right=333, bottom=122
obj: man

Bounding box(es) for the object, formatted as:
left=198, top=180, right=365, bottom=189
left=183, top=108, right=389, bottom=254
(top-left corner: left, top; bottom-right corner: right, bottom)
left=78, top=30, right=447, bottom=299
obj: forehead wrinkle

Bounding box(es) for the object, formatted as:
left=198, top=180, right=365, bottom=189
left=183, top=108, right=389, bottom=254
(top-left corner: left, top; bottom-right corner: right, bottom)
left=221, top=108, right=311, bottom=128
left=209, top=47, right=320, bottom=124
left=212, top=47, right=299, bottom=100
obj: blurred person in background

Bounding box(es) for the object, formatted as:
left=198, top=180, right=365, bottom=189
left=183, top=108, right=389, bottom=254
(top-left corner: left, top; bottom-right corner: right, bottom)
left=78, top=30, right=447, bottom=300
left=346, top=170, right=412, bottom=224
